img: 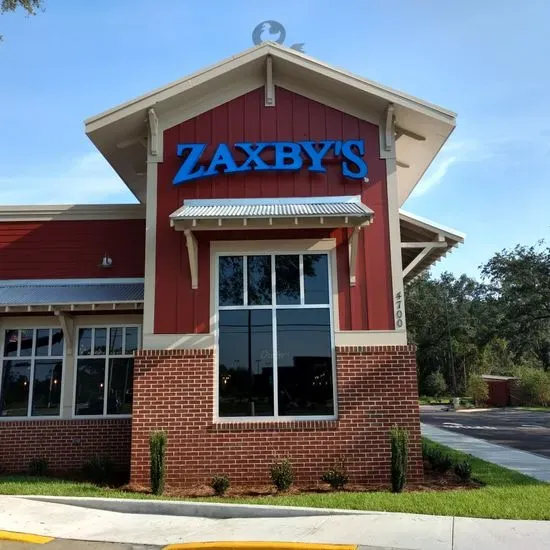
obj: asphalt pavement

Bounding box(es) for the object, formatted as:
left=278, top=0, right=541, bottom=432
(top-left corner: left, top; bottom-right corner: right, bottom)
left=420, top=406, right=550, bottom=458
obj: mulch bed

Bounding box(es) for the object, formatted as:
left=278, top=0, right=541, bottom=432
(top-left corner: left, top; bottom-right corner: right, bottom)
left=122, top=460, right=482, bottom=498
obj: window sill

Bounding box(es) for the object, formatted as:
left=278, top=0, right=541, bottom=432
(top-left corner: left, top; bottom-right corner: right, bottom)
left=0, top=415, right=131, bottom=423
left=210, top=418, right=339, bottom=432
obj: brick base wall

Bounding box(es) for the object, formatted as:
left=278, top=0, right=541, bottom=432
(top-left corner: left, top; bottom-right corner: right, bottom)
left=130, top=346, right=422, bottom=488
left=0, top=419, right=131, bottom=474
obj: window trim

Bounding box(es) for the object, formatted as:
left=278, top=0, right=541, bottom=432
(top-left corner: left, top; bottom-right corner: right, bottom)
left=214, top=249, right=337, bottom=423
left=0, top=326, right=65, bottom=420
left=72, top=323, right=141, bottom=419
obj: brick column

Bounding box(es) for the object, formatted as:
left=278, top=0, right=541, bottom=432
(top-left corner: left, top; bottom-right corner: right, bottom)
left=130, top=345, right=422, bottom=488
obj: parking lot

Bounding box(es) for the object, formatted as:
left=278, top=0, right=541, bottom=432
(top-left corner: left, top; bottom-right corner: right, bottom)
left=420, top=406, right=550, bottom=458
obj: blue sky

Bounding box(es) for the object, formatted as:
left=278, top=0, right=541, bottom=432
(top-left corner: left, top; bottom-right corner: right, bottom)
left=1, top=0, right=549, bottom=278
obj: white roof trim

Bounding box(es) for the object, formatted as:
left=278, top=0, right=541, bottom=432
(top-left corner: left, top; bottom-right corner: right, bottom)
left=0, top=204, right=145, bottom=222
left=0, top=278, right=144, bottom=286
left=399, top=209, right=465, bottom=242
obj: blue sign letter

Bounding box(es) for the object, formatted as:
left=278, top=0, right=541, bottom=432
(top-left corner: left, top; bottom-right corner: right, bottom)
left=272, top=142, right=302, bottom=171
left=299, top=140, right=335, bottom=173
left=235, top=142, right=270, bottom=171
left=173, top=144, right=207, bottom=184
left=341, top=139, right=367, bottom=179
left=204, top=143, right=242, bottom=177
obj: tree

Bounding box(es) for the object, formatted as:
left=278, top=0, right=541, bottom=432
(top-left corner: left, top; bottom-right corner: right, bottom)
left=481, top=242, right=550, bottom=369
left=1, top=0, right=44, bottom=40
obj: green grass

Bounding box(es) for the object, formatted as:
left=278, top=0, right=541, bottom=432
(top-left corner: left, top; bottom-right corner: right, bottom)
left=512, top=406, right=550, bottom=412
left=1, top=439, right=549, bottom=520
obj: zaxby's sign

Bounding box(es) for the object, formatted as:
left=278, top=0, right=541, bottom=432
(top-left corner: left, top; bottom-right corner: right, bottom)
left=173, top=139, right=368, bottom=185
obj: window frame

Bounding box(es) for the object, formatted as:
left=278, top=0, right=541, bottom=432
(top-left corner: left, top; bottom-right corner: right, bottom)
left=72, top=324, right=141, bottom=419
left=0, top=327, right=65, bottom=420
left=214, top=249, right=337, bottom=423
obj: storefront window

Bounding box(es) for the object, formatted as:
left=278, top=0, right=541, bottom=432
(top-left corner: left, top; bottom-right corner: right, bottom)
left=217, top=252, right=335, bottom=419
left=74, top=326, right=139, bottom=416
left=0, top=328, right=63, bottom=417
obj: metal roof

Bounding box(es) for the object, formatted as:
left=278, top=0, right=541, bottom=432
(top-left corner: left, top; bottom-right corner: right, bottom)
left=170, top=196, right=374, bottom=220
left=0, top=279, right=144, bottom=306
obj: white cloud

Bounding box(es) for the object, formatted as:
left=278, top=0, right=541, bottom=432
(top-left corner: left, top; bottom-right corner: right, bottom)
left=0, top=152, right=138, bottom=205
left=410, top=139, right=491, bottom=198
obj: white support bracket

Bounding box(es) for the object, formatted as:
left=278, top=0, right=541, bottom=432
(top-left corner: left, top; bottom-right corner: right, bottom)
left=184, top=229, right=199, bottom=290
left=395, top=125, right=426, bottom=142
left=148, top=108, right=159, bottom=157
left=402, top=235, right=446, bottom=278
left=384, top=103, right=395, bottom=153
left=54, top=311, right=74, bottom=356
left=265, top=55, right=275, bottom=107
left=348, top=226, right=362, bottom=286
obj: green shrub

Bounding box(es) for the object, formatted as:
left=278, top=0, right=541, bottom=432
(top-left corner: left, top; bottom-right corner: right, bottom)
left=82, top=455, right=114, bottom=485
left=423, top=372, right=448, bottom=398
left=150, top=430, right=167, bottom=495
left=454, top=460, right=472, bottom=481
left=28, top=457, right=49, bottom=476
left=210, top=474, right=230, bottom=496
left=517, top=368, right=550, bottom=406
left=467, top=375, right=489, bottom=406
left=390, top=427, right=409, bottom=493
left=422, top=440, right=453, bottom=473
left=270, top=457, right=294, bottom=491
left=321, top=459, right=349, bottom=490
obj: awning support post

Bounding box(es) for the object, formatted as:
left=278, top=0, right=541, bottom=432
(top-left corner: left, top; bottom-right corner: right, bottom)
left=403, top=235, right=446, bottom=278
left=184, top=229, right=199, bottom=290
left=55, top=311, right=74, bottom=356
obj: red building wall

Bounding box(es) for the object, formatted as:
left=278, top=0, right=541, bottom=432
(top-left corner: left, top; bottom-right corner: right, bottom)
left=0, top=219, right=145, bottom=279
left=155, top=87, right=393, bottom=334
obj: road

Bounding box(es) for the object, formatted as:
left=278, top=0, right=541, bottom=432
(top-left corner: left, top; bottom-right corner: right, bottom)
left=420, top=406, right=550, bottom=458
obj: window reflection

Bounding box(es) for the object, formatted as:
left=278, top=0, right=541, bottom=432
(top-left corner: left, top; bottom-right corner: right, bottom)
left=247, top=255, right=272, bottom=305
left=304, top=254, right=329, bottom=304
left=75, top=358, right=105, bottom=415
left=32, top=360, right=62, bottom=416
left=219, top=256, right=244, bottom=306
left=275, top=255, right=300, bottom=305
left=1, top=360, right=31, bottom=416
left=218, top=310, right=274, bottom=417
left=276, top=309, right=333, bottom=416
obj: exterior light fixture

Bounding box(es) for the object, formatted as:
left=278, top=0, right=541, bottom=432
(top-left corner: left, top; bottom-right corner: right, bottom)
left=99, top=253, right=113, bottom=268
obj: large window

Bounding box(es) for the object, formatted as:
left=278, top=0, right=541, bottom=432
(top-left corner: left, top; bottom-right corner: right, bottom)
left=217, top=253, right=335, bottom=419
left=74, top=326, right=139, bottom=416
left=1, top=328, right=64, bottom=417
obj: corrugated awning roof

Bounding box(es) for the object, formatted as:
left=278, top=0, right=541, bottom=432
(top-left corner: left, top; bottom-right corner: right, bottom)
left=170, top=195, right=373, bottom=223
left=0, top=278, right=144, bottom=311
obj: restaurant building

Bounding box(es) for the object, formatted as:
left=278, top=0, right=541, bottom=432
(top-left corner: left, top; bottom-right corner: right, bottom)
left=0, top=43, right=463, bottom=487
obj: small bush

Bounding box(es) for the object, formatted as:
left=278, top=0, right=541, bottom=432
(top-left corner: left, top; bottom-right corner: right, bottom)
left=150, top=430, right=167, bottom=495
left=210, top=474, right=230, bottom=496
left=28, top=457, right=49, bottom=476
left=390, top=427, right=409, bottom=493
left=422, top=441, right=453, bottom=473
left=423, top=372, right=448, bottom=398
left=467, top=375, right=489, bottom=407
left=82, top=455, right=114, bottom=485
left=517, top=368, right=550, bottom=406
left=321, top=460, right=349, bottom=490
left=454, top=460, right=472, bottom=481
left=270, top=457, right=294, bottom=492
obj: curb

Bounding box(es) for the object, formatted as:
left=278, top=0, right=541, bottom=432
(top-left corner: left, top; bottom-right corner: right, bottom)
left=163, top=544, right=357, bottom=550
left=0, top=530, right=54, bottom=544
left=22, top=496, right=374, bottom=519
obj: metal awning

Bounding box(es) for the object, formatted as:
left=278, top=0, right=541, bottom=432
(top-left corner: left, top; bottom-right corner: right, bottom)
left=170, top=196, right=374, bottom=290
left=400, top=210, right=465, bottom=282
left=0, top=278, right=144, bottom=313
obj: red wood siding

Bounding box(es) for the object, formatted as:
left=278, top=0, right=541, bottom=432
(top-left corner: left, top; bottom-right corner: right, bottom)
left=155, top=87, right=392, bottom=334
left=0, top=219, right=145, bottom=279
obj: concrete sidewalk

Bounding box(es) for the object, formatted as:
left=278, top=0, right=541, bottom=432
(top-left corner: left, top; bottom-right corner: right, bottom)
left=422, top=423, right=550, bottom=482
left=1, top=495, right=550, bottom=550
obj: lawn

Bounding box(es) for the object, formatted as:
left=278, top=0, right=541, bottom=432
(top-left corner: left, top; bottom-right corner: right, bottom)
left=1, top=439, right=549, bottom=520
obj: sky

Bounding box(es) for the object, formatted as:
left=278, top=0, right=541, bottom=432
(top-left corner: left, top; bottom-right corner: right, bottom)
left=1, top=0, right=549, bottom=279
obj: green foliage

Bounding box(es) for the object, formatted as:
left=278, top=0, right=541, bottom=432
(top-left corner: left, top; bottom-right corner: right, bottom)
left=82, top=455, right=114, bottom=485
left=149, top=430, right=167, bottom=495
left=467, top=375, right=489, bottom=406
left=454, top=460, right=473, bottom=481
left=516, top=367, right=550, bottom=406
left=390, top=427, right=408, bottom=493
left=423, top=371, right=448, bottom=397
left=422, top=439, right=453, bottom=473
left=270, top=457, right=294, bottom=492
left=28, top=457, right=48, bottom=476
left=210, top=475, right=230, bottom=496
left=321, top=459, right=349, bottom=490
left=1, top=0, right=44, bottom=40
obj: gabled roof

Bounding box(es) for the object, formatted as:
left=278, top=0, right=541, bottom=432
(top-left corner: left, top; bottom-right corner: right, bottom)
left=85, top=42, right=456, bottom=205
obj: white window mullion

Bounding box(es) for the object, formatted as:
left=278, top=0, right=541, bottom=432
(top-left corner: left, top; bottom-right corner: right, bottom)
left=271, top=254, right=279, bottom=417
left=17, top=329, right=21, bottom=356
left=299, top=254, right=305, bottom=305
left=27, top=329, right=36, bottom=417
left=243, top=255, right=248, bottom=306
left=122, top=328, right=126, bottom=356
left=103, top=330, right=109, bottom=415
left=48, top=328, right=52, bottom=356
left=91, top=329, right=95, bottom=358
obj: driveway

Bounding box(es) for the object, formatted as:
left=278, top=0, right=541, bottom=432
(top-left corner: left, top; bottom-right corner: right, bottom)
left=420, top=406, right=550, bottom=458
